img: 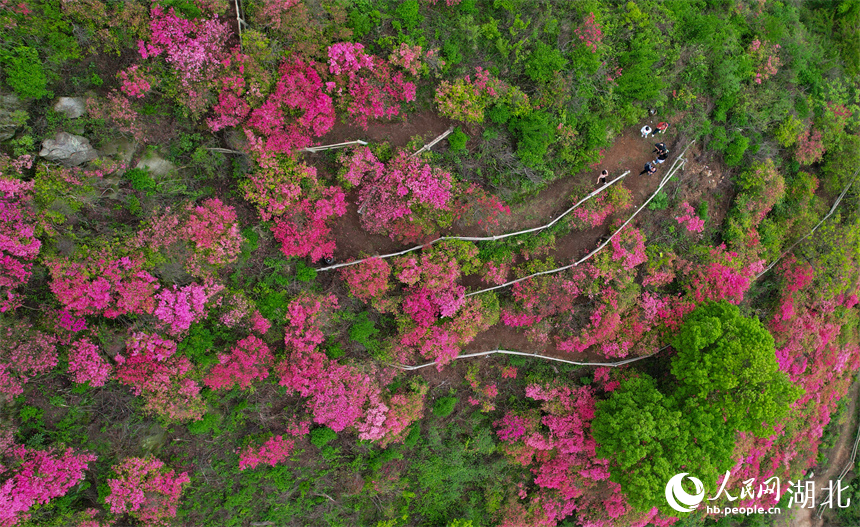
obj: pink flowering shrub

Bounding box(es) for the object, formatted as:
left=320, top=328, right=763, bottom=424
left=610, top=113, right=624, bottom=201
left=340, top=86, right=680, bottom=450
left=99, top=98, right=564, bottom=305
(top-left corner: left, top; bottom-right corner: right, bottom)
left=574, top=12, right=602, bottom=52
left=337, top=145, right=384, bottom=187
left=0, top=322, right=58, bottom=401
left=139, top=5, right=233, bottom=115
left=0, top=446, right=96, bottom=527
left=46, top=252, right=159, bottom=319
left=609, top=226, right=647, bottom=271
left=795, top=127, right=825, bottom=165
left=450, top=183, right=512, bottom=233
left=86, top=93, right=147, bottom=143
left=283, top=294, right=339, bottom=354
left=674, top=202, right=705, bottom=233
left=115, top=333, right=205, bottom=421
left=104, top=456, right=189, bottom=526
left=340, top=257, right=391, bottom=303
left=683, top=244, right=763, bottom=305
left=117, top=64, right=154, bottom=98
left=66, top=339, right=112, bottom=387
left=0, top=178, right=41, bottom=312
left=238, top=421, right=310, bottom=470
left=357, top=151, right=454, bottom=241
left=748, top=38, right=781, bottom=84
left=242, top=154, right=318, bottom=220
left=244, top=59, right=335, bottom=152
left=435, top=67, right=526, bottom=123
left=271, top=187, right=347, bottom=261
left=326, top=42, right=416, bottom=129
left=204, top=336, right=274, bottom=391
left=153, top=281, right=224, bottom=335
left=135, top=198, right=242, bottom=277
left=355, top=378, right=428, bottom=447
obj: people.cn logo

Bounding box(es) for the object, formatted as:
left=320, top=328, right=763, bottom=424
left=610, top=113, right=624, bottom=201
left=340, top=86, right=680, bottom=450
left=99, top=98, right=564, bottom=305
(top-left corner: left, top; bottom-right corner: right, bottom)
left=665, top=473, right=706, bottom=513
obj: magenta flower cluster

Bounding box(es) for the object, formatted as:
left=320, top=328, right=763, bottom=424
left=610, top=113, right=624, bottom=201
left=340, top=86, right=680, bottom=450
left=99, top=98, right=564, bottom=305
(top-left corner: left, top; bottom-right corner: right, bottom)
left=105, top=456, right=189, bottom=526
left=0, top=177, right=41, bottom=312
left=675, top=202, right=705, bottom=233
left=0, top=446, right=96, bottom=527
left=66, top=339, right=112, bottom=387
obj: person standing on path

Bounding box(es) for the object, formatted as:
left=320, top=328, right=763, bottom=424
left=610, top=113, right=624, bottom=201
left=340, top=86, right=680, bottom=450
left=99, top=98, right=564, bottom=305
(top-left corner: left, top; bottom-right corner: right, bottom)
left=655, top=122, right=669, bottom=135
left=653, top=143, right=669, bottom=164
left=597, top=169, right=609, bottom=185
left=639, top=162, right=657, bottom=176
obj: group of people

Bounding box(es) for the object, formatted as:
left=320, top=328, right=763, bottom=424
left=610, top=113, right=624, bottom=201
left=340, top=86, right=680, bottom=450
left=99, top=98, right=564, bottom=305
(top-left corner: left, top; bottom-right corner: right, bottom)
left=597, top=121, right=671, bottom=185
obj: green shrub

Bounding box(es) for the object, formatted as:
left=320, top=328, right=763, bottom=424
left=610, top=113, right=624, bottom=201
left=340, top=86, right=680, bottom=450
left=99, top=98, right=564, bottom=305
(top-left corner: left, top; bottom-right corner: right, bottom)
left=442, top=41, right=462, bottom=67
left=294, top=261, right=317, bottom=282
left=2, top=46, right=49, bottom=100
left=124, top=167, right=157, bottom=193
left=310, top=427, right=337, bottom=448
left=509, top=111, right=556, bottom=168
left=324, top=341, right=345, bottom=359
left=125, top=195, right=142, bottom=217
left=724, top=134, right=749, bottom=166
left=524, top=42, right=568, bottom=83
left=402, top=423, right=421, bottom=447
left=647, top=190, right=669, bottom=211
left=349, top=312, right=380, bottom=353
left=432, top=396, right=458, bottom=418
left=187, top=412, right=221, bottom=436
left=447, top=127, right=468, bottom=152
left=395, top=0, right=422, bottom=32
left=487, top=103, right=511, bottom=125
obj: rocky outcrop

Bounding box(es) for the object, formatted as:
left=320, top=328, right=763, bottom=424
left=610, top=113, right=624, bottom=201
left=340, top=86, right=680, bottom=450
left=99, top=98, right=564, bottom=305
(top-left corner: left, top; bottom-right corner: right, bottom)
left=39, top=132, right=99, bottom=166
left=0, top=93, right=26, bottom=142
left=135, top=151, right=176, bottom=177
left=53, top=97, right=88, bottom=119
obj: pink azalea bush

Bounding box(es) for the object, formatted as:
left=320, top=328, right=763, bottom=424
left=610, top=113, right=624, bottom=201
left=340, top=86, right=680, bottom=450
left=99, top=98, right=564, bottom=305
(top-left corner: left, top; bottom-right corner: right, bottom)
left=115, top=333, right=205, bottom=421
left=271, top=187, right=347, bottom=261
left=104, top=456, right=189, bottom=526
left=0, top=446, right=96, bottom=527
left=674, top=202, right=705, bottom=233
left=46, top=252, right=159, bottom=319
left=340, top=257, right=391, bottom=303
left=117, top=64, right=154, bottom=98
left=153, top=281, right=224, bottom=335
left=355, top=151, right=454, bottom=241
left=0, top=322, right=57, bottom=401
left=66, top=339, right=112, bottom=387
left=242, top=154, right=317, bottom=220
left=0, top=178, right=41, bottom=312
left=244, top=59, right=335, bottom=152
left=238, top=421, right=310, bottom=470
left=326, top=42, right=416, bottom=129
left=574, top=12, right=602, bottom=53
left=204, top=335, right=274, bottom=391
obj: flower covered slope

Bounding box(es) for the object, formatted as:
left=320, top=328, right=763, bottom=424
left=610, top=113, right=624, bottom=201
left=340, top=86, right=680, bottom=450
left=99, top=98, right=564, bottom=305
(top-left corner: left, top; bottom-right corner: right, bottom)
left=0, top=1, right=859, bottom=527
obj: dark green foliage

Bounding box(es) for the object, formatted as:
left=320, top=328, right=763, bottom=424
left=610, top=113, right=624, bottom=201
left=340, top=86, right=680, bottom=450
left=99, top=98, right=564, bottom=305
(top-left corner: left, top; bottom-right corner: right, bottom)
left=310, top=427, right=337, bottom=448
left=124, top=167, right=157, bottom=193
left=158, top=0, right=203, bottom=19
left=524, top=41, right=568, bottom=83
left=432, top=396, right=457, bottom=417
left=508, top=111, right=556, bottom=168
left=177, top=324, right=221, bottom=369
left=323, top=341, right=345, bottom=359
left=447, top=127, right=468, bottom=152
left=294, top=261, right=317, bottom=282
left=647, top=190, right=669, bottom=211
left=395, top=0, right=422, bottom=32
left=2, top=46, right=49, bottom=99
left=187, top=412, right=222, bottom=436
left=349, top=312, right=380, bottom=354
left=125, top=195, right=142, bottom=217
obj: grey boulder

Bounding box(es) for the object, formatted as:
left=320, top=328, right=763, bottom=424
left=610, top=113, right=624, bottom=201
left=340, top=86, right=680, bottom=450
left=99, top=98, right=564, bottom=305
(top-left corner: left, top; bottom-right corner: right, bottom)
left=53, top=97, right=88, bottom=119
left=40, top=132, right=99, bottom=166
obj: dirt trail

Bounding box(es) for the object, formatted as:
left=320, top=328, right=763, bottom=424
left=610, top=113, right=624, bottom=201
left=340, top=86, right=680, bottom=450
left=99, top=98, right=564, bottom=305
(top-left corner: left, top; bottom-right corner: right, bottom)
left=324, top=115, right=686, bottom=362
left=774, top=379, right=859, bottom=527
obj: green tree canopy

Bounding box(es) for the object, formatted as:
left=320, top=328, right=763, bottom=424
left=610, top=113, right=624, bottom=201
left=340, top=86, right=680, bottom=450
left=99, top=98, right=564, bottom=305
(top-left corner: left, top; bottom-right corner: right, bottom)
left=671, top=301, right=804, bottom=437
